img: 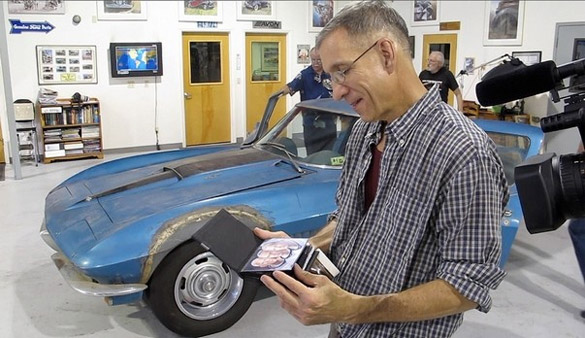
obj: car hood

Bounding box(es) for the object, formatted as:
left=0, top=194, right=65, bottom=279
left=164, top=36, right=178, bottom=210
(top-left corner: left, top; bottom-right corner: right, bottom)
left=45, top=148, right=304, bottom=257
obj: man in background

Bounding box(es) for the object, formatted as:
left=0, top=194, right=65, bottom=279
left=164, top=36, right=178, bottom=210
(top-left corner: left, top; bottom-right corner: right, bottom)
left=281, top=47, right=335, bottom=155
left=419, top=51, right=464, bottom=112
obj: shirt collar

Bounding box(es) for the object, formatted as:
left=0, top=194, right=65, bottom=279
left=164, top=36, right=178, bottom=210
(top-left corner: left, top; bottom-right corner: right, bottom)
left=384, top=85, right=442, bottom=141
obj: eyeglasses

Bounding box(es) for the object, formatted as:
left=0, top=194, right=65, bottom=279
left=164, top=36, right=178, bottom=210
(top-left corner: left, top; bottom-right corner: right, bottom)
left=311, top=58, right=322, bottom=64
left=331, top=40, right=378, bottom=84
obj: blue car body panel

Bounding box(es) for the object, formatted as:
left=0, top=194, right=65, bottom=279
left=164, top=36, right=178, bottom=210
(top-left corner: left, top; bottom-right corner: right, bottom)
left=42, top=97, right=544, bottom=306
left=473, top=118, right=544, bottom=266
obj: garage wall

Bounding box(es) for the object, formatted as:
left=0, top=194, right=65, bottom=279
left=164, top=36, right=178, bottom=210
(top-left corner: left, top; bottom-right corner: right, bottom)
left=1, top=1, right=585, bottom=157
left=0, top=0, right=320, bottom=154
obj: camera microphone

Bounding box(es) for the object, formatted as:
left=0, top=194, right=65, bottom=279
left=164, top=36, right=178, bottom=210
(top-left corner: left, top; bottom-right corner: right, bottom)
left=476, top=58, right=585, bottom=106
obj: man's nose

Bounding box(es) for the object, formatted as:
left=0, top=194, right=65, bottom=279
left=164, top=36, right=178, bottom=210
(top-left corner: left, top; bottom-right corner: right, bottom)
left=331, top=82, right=348, bottom=101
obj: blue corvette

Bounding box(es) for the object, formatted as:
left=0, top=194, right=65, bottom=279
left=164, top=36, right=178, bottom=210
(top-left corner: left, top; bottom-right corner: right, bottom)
left=40, top=92, right=543, bottom=337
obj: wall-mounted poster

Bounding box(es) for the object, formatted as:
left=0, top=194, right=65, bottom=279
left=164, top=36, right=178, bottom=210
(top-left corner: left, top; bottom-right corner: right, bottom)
left=36, top=46, right=98, bottom=85
left=236, top=1, right=276, bottom=21
left=7, top=0, right=65, bottom=14
left=483, top=0, right=525, bottom=46
left=96, top=0, right=147, bottom=21
left=261, top=45, right=278, bottom=72
left=309, top=0, right=334, bottom=33
left=297, top=44, right=310, bottom=64
left=411, top=0, right=439, bottom=26
left=178, top=1, right=223, bottom=22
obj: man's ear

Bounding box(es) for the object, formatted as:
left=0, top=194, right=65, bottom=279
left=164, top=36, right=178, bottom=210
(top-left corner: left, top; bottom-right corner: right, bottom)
left=379, top=39, right=396, bottom=73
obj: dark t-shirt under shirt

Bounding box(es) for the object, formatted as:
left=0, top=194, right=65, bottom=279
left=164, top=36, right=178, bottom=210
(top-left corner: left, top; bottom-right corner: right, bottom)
left=419, top=67, right=459, bottom=103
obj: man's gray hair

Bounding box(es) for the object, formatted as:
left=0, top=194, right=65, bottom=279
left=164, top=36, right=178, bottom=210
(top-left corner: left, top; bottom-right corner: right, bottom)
left=315, top=1, right=410, bottom=50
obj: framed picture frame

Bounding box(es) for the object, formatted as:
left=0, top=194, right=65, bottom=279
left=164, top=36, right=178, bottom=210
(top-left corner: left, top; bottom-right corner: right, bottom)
left=512, top=51, right=541, bottom=66
left=411, top=0, right=440, bottom=26
left=36, top=45, right=98, bottom=85
left=7, top=0, right=66, bottom=14
left=261, top=45, right=278, bottom=72
left=408, top=36, right=415, bottom=58
left=236, top=1, right=276, bottom=21
left=308, top=0, right=335, bottom=33
left=483, top=0, right=525, bottom=46
left=96, top=1, right=147, bottom=21
left=297, top=44, right=311, bottom=64
left=464, top=57, right=475, bottom=74
left=178, top=1, right=223, bottom=22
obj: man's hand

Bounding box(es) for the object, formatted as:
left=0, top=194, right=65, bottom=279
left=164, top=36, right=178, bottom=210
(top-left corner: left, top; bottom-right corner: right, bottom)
left=253, top=227, right=289, bottom=240
left=260, top=264, right=355, bottom=325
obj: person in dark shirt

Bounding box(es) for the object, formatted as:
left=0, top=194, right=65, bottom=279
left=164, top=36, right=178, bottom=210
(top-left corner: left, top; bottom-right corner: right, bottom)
left=419, top=51, right=464, bottom=112
left=281, top=48, right=335, bottom=155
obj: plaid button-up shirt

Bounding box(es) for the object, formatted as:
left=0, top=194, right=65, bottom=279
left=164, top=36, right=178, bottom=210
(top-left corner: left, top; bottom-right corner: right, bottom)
left=330, top=86, right=508, bottom=337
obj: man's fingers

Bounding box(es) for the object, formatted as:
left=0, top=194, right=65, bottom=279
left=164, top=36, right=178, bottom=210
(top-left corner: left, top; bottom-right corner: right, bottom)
left=260, top=274, right=301, bottom=306
left=253, top=227, right=289, bottom=239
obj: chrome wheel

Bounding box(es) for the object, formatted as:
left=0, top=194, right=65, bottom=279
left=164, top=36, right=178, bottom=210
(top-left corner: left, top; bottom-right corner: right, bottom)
left=174, top=251, right=244, bottom=320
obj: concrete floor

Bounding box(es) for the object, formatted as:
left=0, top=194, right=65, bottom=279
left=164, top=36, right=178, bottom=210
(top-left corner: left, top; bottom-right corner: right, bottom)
left=1, top=154, right=584, bottom=338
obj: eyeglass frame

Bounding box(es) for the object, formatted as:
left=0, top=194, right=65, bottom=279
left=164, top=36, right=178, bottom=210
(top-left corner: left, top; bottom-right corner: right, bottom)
left=331, top=40, right=379, bottom=84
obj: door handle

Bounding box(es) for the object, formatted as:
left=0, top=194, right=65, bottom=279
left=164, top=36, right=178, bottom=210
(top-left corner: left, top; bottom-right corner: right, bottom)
left=184, top=92, right=192, bottom=99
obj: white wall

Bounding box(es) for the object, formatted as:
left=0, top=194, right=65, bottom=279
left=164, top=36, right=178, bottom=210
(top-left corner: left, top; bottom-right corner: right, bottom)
left=1, top=0, right=584, bottom=156
left=0, top=0, right=320, bottom=153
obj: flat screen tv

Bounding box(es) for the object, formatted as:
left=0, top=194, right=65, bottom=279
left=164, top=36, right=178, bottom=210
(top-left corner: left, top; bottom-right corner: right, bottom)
left=110, top=42, right=163, bottom=78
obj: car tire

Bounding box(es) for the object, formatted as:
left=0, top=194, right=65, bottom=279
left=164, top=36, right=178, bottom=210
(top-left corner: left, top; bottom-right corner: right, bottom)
left=147, top=241, right=260, bottom=337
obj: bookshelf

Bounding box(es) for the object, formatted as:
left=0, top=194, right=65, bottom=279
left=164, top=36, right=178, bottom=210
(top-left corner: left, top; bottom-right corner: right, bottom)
left=37, top=98, right=103, bottom=163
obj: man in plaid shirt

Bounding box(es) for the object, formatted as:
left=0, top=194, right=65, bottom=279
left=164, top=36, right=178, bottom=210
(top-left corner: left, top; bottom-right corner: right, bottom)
left=255, top=1, right=508, bottom=337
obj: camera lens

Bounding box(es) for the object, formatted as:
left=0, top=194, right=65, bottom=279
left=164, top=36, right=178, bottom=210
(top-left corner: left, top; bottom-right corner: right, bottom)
left=559, top=152, right=585, bottom=219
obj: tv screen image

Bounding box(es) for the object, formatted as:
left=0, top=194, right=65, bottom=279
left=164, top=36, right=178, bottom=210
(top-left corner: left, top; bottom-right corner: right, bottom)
left=110, top=42, right=163, bottom=78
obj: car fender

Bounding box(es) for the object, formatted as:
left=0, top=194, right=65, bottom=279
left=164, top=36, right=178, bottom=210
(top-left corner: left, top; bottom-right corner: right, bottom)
left=141, top=205, right=273, bottom=283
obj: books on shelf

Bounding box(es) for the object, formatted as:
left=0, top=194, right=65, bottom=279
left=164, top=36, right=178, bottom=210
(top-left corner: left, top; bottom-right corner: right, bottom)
left=38, top=97, right=102, bottom=162
left=81, top=126, right=100, bottom=138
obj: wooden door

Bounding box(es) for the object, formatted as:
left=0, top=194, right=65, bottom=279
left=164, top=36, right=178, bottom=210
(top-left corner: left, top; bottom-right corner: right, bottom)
left=422, top=33, right=458, bottom=105
left=245, top=33, right=286, bottom=133
left=182, top=32, right=231, bottom=146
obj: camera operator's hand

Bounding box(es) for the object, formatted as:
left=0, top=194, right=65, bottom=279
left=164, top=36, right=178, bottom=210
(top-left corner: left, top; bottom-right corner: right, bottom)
left=260, top=264, right=356, bottom=325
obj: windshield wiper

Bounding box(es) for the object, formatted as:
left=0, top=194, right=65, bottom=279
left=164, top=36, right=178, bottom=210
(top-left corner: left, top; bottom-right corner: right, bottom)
left=259, top=142, right=304, bottom=173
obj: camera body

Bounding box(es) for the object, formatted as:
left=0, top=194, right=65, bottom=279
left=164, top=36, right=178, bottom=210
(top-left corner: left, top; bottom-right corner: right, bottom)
left=477, top=56, right=585, bottom=234
left=514, top=89, right=585, bottom=233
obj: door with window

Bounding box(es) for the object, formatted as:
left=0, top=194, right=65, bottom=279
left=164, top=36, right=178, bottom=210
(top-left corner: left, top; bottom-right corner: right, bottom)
left=245, top=33, right=287, bottom=133
left=422, top=33, right=458, bottom=106
left=182, top=32, right=231, bottom=145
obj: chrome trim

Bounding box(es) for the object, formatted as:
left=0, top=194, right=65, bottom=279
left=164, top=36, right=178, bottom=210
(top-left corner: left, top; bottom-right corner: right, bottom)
left=51, top=252, right=147, bottom=297
left=40, top=221, right=59, bottom=252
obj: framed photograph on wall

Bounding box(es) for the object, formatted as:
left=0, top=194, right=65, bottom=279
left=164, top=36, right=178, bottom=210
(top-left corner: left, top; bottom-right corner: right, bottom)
left=408, top=36, right=415, bottom=58
left=411, top=0, right=439, bottom=26
left=96, top=1, right=147, bottom=21
left=309, top=0, right=335, bottom=33
left=7, top=0, right=66, bottom=14
left=483, top=0, right=525, bottom=46
left=236, top=1, right=276, bottom=21
left=512, top=51, right=541, bottom=66
left=297, top=44, right=310, bottom=64
left=36, top=45, right=98, bottom=85
left=178, top=1, right=223, bottom=22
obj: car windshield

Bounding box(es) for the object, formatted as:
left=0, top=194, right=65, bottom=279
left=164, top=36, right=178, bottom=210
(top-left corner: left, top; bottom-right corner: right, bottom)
left=256, top=106, right=358, bottom=168
left=486, top=131, right=531, bottom=185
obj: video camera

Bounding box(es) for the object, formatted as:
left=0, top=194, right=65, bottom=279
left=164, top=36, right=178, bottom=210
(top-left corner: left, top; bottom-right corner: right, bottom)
left=476, top=56, right=585, bottom=234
